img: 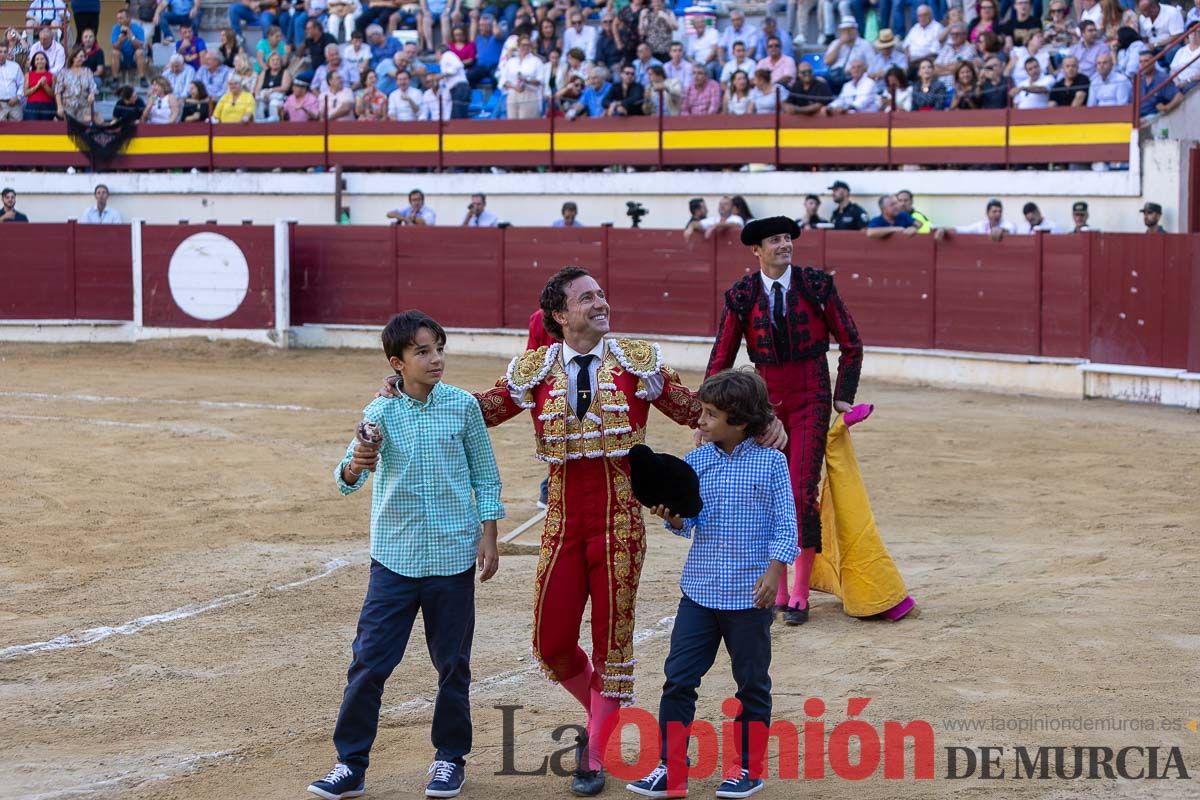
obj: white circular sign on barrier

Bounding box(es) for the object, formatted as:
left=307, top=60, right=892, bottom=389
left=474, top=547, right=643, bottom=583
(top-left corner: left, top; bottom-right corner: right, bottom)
left=167, top=232, right=251, bottom=321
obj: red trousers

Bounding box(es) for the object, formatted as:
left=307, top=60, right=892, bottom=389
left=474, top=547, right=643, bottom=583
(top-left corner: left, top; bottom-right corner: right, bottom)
left=758, top=358, right=832, bottom=551
left=532, top=455, right=644, bottom=702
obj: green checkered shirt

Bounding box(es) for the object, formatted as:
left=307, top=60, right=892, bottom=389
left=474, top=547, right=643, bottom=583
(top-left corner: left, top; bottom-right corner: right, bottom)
left=335, top=381, right=505, bottom=578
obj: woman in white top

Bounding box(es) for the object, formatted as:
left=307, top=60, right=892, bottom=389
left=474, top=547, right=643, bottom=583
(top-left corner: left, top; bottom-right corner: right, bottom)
left=320, top=69, right=356, bottom=120
left=501, top=35, right=544, bottom=120
left=748, top=68, right=779, bottom=114
left=880, top=66, right=912, bottom=111
left=141, top=77, right=180, bottom=124
left=1005, top=30, right=1051, bottom=86
left=723, top=69, right=752, bottom=114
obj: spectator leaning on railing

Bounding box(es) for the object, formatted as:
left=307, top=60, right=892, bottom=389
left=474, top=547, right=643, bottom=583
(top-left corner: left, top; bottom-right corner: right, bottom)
left=943, top=198, right=1017, bottom=241
left=866, top=194, right=919, bottom=239
left=1010, top=57, right=1053, bottom=108
left=1136, top=49, right=1182, bottom=117
left=896, top=190, right=931, bottom=232
left=1020, top=202, right=1063, bottom=233
left=387, top=188, right=436, bottom=225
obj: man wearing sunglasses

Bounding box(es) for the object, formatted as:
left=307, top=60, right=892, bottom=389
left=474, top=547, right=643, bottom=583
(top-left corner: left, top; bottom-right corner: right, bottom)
left=1042, top=2, right=1080, bottom=50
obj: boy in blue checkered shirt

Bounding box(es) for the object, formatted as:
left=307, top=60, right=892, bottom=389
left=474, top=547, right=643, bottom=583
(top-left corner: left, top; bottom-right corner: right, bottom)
left=309, top=310, right=504, bottom=800
left=627, top=369, right=798, bottom=800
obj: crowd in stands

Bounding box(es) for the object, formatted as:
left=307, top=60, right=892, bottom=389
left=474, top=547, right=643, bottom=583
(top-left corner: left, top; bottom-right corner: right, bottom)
left=1, top=0, right=1197, bottom=124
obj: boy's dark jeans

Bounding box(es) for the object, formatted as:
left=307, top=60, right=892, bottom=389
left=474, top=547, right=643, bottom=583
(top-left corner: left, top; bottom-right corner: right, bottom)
left=658, top=594, right=774, bottom=772
left=333, top=560, right=475, bottom=772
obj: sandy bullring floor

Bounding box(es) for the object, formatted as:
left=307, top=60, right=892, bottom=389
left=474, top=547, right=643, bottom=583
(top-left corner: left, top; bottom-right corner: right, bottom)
left=1, top=340, right=1198, bottom=800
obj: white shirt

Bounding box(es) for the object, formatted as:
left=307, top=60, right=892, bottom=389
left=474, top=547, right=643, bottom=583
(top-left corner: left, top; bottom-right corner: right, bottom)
left=29, top=39, right=65, bottom=75
left=719, top=57, right=756, bottom=84
left=959, top=217, right=1017, bottom=235
left=500, top=52, right=542, bottom=91
left=1009, top=46, right=1050, bottom=86
left=720, top=22, right=760, bottom=61
left=391, top=203, right=437, bottom=224
left=549, top=339, right=665, bottom=417
left=760, top=265, right=792, bottom=320
left=686, top=25, right=719, bottom=64
left=1170, top=43, right=1200, bottom=85
left=1140, top=3, right=1184, bottom=47
left=82, top=206, right=123, bottom=224
left=903, top=20, right=944, bottom=60
left=0, top=59, right=22, bottom=100
left=418, top=86, right=452, bottom=120
left=465, top=209, right=499, bottom=227
left=830, top=75, right=879, bottom=112
left=387, top=86, right=422, bottom=120
left=1013, top=74, right=1054, bottom=109
left=438, top=49, right=467, bottom=90
left=562, top=24, right=598, bottom=62
left=1080, top=2, right=1103, bottom=29
left=749, top=85, right=779, bottom=114
left=1021, top=218, right=1063, bottom=234
left=701, top=213, right=745, bottom=231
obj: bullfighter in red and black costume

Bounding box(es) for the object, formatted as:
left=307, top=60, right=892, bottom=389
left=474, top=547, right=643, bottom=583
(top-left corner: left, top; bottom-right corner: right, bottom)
left=706, top=216, right=864, bottom=626
left=476, top=267, right=704, bottom=797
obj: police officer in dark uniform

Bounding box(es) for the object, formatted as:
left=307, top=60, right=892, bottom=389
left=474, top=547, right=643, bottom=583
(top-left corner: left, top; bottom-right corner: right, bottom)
left=828, top=180, right=869, bottom=230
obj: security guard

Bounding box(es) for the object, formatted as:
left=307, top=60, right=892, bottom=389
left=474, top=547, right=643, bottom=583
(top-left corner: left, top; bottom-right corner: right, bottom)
left=828, top=180, right=869, bottom=231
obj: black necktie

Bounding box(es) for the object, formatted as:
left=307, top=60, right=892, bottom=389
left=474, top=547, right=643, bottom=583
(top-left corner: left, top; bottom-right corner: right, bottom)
left=772, top=281, right=788, bottom=355
left=573, top=354, right=595, bottom=421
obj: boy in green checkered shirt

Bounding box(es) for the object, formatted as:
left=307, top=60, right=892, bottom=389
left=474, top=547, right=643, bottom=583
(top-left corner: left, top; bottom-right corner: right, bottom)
left=309, top=310, right=504, bottom=800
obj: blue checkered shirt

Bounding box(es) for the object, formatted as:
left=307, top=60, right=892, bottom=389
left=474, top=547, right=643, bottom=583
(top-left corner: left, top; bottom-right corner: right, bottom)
left=666, top=439, right=799, bottom=610
left=336, top=381, right=505, bottom=578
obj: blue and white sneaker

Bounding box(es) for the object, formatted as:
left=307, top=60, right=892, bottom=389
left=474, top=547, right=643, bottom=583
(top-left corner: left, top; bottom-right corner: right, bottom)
left=426, top=760, right=466, bottom=798
left=307, top=763, right=365, bottom=800
left=714, top=769, right=763, bottom=799
left=626, top=762, right=686, bottom=798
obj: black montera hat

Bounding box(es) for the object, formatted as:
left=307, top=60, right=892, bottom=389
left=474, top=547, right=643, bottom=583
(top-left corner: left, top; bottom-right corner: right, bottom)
left=740, top=215, right=802, bottom=246
left=628, top=444, right=703, bottom=519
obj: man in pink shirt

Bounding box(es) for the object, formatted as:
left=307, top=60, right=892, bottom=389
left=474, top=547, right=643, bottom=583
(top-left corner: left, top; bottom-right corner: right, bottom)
left=681, top=62, right=721, bottom=114
left=282, top=75, right=320, bottom=121
left=756, top=35, right=796, bottom=85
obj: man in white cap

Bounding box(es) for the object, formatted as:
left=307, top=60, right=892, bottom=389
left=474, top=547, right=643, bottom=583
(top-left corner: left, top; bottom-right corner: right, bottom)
left=824, top=16, right=872, bottom=91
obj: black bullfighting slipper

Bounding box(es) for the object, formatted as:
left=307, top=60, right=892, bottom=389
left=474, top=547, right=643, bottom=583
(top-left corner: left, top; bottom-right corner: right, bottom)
left=782, top=604, right=809, bottom=626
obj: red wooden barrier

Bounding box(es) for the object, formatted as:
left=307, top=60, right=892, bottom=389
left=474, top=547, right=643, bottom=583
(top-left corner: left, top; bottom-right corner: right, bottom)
left=501, top=227, right=607, bottom=327
left=825, top=232, right=936, bottom=350
left=935, top=234, right=1040, bottom=355
left=0, top=222, right=130, bottom=320
left=4, top=223, right=1198, bottom=377
left=290, top=224, right=395, bottom=325
left=393, top=226, right=505, bottom=328
left=74, top=224, right=133, bottom=320
left=1090, top=233, right=1165, bottom=367
left=606, top=229, right=716, bottom=336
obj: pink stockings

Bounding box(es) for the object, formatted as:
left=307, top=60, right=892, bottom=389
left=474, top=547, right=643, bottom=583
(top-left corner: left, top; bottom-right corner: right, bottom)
left=775, top=546, right=817, bottom=610
left=558, top=664, right=620, bottom=770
